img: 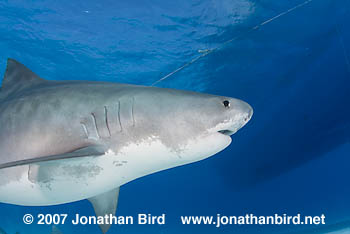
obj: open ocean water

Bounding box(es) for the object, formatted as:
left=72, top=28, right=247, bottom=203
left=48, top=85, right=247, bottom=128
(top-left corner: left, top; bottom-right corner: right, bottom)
left=0, top=0, right=349, bottom=233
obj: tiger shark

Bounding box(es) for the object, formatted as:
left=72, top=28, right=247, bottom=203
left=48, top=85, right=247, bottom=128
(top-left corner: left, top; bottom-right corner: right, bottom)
left=0, top=59, right=253, bottom=233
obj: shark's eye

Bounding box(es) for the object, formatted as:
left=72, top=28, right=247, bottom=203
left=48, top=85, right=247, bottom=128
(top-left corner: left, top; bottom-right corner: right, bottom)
left=223, top=100, right=230, bottom=108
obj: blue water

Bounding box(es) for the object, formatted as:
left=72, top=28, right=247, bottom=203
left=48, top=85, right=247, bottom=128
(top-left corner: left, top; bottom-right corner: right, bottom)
left=0, top=0, right=350, bottom=233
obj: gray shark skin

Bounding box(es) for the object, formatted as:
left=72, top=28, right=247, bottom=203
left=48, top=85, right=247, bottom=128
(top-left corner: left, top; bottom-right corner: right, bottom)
left=0, top=59, right=252, bottom=233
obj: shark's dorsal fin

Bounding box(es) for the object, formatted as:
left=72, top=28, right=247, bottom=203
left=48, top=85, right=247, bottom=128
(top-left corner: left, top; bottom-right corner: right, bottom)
left=88, top=188, right=120, bottom=234
left=1, top=58, right=46, bottom=97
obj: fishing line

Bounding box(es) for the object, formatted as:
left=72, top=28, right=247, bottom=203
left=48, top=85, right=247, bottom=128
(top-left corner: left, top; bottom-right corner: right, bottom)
left=151, top=0, right=314, bottom=86
left=335, top=23, right=350, bottom=75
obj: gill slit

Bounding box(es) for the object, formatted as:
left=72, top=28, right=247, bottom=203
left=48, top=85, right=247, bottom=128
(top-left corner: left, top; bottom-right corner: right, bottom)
left=80, top=122, right=89, bottom=139
left=117, top=100, right=122, bottom=132
left=91, top=113, right=100, bottom=139
left=132, top=97, right=135, bottom=127
left=104, top=106, right=111, bottom=137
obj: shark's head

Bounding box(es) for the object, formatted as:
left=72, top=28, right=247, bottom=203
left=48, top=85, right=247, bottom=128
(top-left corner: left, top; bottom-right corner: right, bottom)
left=122, top=86, right=253, bottom=168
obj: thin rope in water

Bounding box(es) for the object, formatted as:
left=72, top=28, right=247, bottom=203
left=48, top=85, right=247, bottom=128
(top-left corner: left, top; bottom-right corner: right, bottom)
left=151, top=0, right=314, bottom=86
left=336, top=23, right=350, bottom=75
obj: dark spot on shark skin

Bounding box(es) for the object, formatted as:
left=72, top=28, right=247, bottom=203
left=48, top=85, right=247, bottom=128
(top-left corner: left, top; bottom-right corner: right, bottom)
left=29, top=165, right=54, bottom=190
left=41, top=181, right=53, bottom=191
left=113, top=160, right=127, bottom=167
left=61, top=164, right=103, bottom=179
left=28, top=161, right=103, bottom=187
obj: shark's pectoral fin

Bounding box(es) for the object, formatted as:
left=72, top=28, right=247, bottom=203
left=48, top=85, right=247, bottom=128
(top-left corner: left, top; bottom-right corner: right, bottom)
left=88, top=187, right=120, bottom=234
left=0, top=145, right=106, bottom=169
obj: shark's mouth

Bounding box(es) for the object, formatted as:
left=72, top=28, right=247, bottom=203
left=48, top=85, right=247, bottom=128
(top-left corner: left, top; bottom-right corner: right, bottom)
left=218, top=130, right=235, bottom=136
left=216, top=118, right=249, bottom=136
left=211, top=113, right=252, bottom=137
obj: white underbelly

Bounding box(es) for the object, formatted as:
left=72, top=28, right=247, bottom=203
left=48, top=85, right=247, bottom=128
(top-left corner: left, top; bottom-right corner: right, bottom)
left=0, top=133, right=230, bottom=206
left=0, top=156, right=121, bottom=206
left=0, top=141, right=174, bottom=206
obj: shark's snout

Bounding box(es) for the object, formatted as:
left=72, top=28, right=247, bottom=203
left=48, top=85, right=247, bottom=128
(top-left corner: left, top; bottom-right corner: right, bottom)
left=243, top=102, right=253, bottom=122
left=231, top=99, right=253, bottom=128
left=213, top=98, right=253, bottom=136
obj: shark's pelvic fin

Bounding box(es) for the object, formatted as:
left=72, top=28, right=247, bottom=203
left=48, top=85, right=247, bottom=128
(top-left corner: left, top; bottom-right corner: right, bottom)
left=1, top=58, right=47, bottom=97
left=0, top=145, right=106, bottom=169
left=88, top=187, right=120, bottom=234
